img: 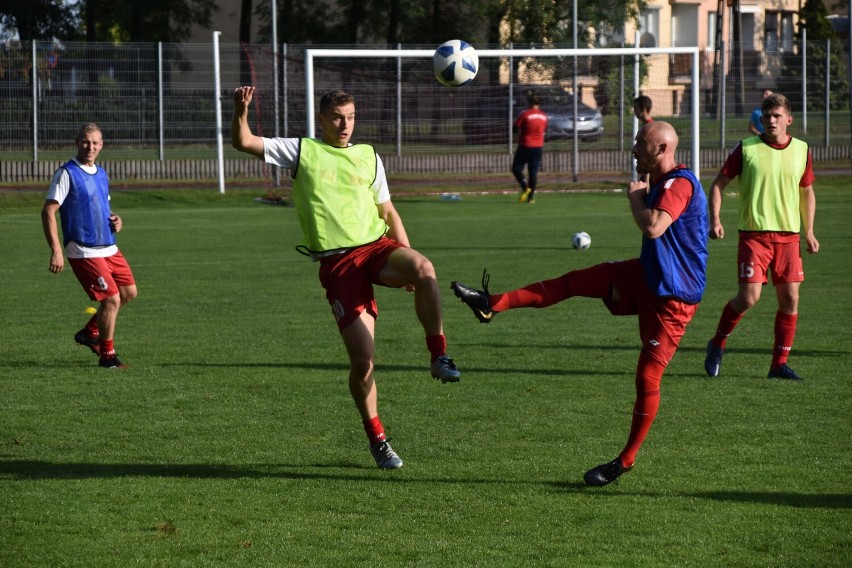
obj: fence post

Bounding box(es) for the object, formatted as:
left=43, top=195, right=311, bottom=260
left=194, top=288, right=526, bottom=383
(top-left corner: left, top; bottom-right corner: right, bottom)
left=720, top=40, right=727, bottom=150
left=397, top=43, right=402, bottom=157
left=283, top=43, right=289, bottom=138
left=619, top=37, right=624, bottom=153
left=508, top=43, right=514, bottom=156
left=272, top=1, right=281, bottom=186
left=802, top=29, right=807, bottom=135
left=825, top=39, right=830, bottom=146
left=213, top=31, right=225, bottom=194
left=32, top=40, right=38, bottom=162
left=632, top=31, right=640, bottom=180
left=158, top=42, right=164, bottom=161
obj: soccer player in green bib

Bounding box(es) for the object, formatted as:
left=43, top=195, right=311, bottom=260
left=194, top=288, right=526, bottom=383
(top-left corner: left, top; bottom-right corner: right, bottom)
left=231, top=86, right=460, bottom=469
left=704, top=92, right=819, bottom=381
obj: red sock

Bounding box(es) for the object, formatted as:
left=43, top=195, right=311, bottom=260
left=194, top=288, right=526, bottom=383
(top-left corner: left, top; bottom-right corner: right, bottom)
left=363, top=416, right=386, bottom=445
left=711, top=301, right=745, bottom=349
left=99, top=338, right=115, bottom=358
left=426, top=334, right=447, bottom=361
left=771, top=311, right=798, bottom=369
left=490, top=265, right=611, bottom=312
left=619, top=352, right=666, bottom=468
left=85, top=316, right=99, bottom=336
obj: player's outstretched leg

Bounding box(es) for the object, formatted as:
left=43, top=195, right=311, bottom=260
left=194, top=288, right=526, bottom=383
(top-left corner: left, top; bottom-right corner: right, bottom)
left=450, top=269, right=494, bottom=323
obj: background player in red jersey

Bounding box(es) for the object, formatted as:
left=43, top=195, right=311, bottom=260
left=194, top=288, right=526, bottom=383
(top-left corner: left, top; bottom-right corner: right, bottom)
left=512, top=94, right=548, bottom=204
left=704, top=92, right=818, bottom=381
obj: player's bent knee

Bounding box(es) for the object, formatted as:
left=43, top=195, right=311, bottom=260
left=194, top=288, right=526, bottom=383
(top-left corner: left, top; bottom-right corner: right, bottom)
left=414, top=256, right=436, bottom=279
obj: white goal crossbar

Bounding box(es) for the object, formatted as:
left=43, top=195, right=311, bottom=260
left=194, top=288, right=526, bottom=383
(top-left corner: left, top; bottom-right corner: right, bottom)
left=305, top=46, right=701, bottom=174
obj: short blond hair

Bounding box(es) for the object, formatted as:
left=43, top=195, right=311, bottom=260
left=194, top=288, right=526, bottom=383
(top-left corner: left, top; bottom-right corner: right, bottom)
left=75, top=123, right=102, bottom=141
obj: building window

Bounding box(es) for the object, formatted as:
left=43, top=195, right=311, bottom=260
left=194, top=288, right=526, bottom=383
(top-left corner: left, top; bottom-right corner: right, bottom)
left=766, top=11, right=796, bottom=52
left=781, top=12, right=794, bottom=51
left=639, top=9, right=660, bottom=47
left=765, top=10, right=779, bottom=52
left=707, top=12, right=718, bottom=50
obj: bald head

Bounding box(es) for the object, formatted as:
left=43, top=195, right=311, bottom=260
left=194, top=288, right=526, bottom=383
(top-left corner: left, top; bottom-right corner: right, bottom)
left=644, top=121, right=678, bottom=153
left=634, top=121, right=679, bottom=177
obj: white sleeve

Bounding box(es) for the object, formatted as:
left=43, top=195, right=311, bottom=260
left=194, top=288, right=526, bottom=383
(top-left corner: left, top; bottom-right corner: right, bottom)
left=263, top=137, right=301, bottom=169
left=45, top=168, right=70, bottom=204
left=373, top=153, right=391, bottom=204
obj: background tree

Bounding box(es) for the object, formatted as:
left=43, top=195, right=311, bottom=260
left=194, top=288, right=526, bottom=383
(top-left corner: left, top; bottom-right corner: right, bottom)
left=0, top=0, right=81, bottom=42
left=77, top=0, right=217, bottom=43
left=780, top=0, right=849, bottom=112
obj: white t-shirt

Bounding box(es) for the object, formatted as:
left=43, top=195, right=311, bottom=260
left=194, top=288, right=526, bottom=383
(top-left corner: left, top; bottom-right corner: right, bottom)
left=262, top=137, right=392, bottom=204
left=46, top=159, right=118, bottom=259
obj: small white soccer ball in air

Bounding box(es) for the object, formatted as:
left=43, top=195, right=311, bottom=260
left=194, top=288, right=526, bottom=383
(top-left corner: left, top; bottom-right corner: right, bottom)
left=433, top=40, right=479, bottom=87
left=572, top=231, right=592, bottom=250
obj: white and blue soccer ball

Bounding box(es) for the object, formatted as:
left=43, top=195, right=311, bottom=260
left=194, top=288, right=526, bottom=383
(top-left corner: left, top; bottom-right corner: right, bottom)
left=572, top=231, right=592, bottom=250
left=433, top=40, right=479, bottom=87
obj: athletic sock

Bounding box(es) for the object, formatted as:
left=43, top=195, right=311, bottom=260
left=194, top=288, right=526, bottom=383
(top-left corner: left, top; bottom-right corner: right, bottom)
left=711, top=301, right=745, bottom=349
left=490, top=264, right=611, bottom=312
left=364, top=416, right=386, bottom=445
left=771, top=311, right=798, bottom=369
left=84, top=316, right=99, bottom=336
left=619, top=352, right=666, bottom=468
left=425, top=334, right=447, bottom=361
left=99, top=338, right=115, bottom=358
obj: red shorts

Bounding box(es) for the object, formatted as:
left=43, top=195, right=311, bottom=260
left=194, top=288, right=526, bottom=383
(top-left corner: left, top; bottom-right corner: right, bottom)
left=318, top=237, right=407, bottom=332
left=68, top=252, right=135, bottom=301
left=737, top=232, right=804, bottom=285
left=601, top=259, right=698, bottom=367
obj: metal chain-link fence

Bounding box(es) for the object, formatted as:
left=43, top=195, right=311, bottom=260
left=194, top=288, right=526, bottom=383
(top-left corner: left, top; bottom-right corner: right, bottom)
left=1, top=40, right=849, bottom=162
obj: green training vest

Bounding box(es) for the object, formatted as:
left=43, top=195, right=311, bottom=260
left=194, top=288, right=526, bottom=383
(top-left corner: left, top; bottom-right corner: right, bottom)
left=293, top=139, right=387, bottom=253
left=738, top=136, right=808, bottom=232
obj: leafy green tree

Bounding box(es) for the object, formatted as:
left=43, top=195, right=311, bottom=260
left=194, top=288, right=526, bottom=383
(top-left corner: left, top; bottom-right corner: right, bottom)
left=254, top=0, right=643, bottom=49
left=0, top=0, right=81, bottom=42
left=78, top=0, right=218, bottom=43
left=781, top=0, right=849, bottom=112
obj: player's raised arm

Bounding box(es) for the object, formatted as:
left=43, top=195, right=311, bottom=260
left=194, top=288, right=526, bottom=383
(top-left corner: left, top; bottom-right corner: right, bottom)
left=231, top=86, right=265, bottom=158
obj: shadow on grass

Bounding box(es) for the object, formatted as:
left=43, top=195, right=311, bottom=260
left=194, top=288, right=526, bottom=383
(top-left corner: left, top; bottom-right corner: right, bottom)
left=156, top=361, right=624, bottom=378
left=549, top=480, right=852, bottom=509
left=452, top=341, right=849, bottom=359
left=3, top=460, right=850, bottom=509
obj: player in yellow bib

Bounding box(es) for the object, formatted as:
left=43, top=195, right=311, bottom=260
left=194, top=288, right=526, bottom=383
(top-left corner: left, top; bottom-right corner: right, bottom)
left=704, top=93, right=819, bottom=380
left=231, top=87, right=461, bottom=469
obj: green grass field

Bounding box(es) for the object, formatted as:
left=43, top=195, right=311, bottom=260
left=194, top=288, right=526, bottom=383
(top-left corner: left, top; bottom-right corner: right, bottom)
left=1, top=177, right=850, bottom=566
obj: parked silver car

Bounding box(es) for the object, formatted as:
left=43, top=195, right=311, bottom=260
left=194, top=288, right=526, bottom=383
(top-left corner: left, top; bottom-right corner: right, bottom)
left=513, top=87, right=604, bottom=142
left=462, top=84, right=604, bottom=144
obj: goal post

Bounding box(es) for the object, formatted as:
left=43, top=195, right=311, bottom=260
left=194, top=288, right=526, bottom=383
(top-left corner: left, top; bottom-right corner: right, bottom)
left=304, top=46, right=702, bottom=175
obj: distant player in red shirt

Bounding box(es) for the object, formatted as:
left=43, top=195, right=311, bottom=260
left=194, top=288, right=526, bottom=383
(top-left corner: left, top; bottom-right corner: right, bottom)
left=704, top=92, right=818, bottom=381
left=513, top=94, right=548, bottom=204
